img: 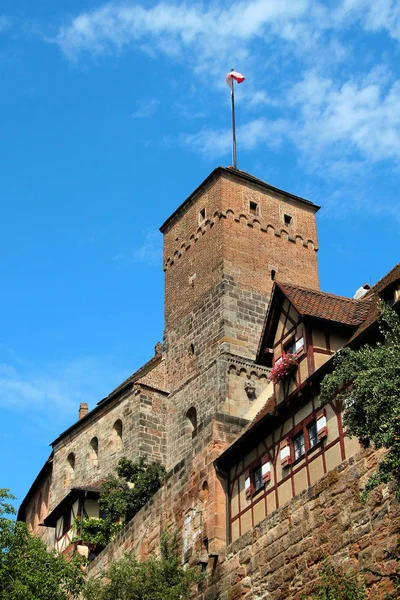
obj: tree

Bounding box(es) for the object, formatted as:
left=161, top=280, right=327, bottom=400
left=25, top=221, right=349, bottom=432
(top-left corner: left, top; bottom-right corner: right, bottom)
left=99, top=457, right=166, bottom=523
left=308, top=563, right=367, bottom=600
left=0, top=489, right=85, bottom=600
left=76, top=457, right=166, bottom=551
left=319, top=303, right=400, bottom=500
left=83, top=531, right=200, bottom=600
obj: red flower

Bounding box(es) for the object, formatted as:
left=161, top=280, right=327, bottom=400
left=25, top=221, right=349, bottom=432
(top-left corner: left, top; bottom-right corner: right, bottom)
left=270, top=352, right=298, bottom=383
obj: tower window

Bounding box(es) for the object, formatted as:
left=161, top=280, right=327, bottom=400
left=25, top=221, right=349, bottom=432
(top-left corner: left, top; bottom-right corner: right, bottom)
left=249, top=201, right=259, bottom=216
left=186, top=407, right=198, bottom=438
left=271, top=269, right=276, bottom=281
left=199, top=208, right=206, bottom=223
left=284, top=214, right=293, bottom=227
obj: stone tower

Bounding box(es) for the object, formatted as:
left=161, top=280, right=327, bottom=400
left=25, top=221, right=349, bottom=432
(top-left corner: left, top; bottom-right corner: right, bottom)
left=161, top=166, right=319, bottom=472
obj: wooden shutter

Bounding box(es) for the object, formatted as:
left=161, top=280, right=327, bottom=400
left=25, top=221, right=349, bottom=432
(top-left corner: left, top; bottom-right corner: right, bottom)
left=244, top=469, right=253, bottom=498
left=261, top=454, right=271, bottom=483
left=280, top=439, right=291, bottom=468
left=316, top=408, right=327, bottom=439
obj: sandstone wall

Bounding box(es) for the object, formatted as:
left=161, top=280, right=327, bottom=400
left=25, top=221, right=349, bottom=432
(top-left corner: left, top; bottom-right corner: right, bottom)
left=51, top=382, right=167, bottom=509
left=88, top=448, right=399, bottom=600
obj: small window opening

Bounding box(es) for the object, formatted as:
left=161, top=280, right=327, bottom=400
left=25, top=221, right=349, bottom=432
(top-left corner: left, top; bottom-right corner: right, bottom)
left=65, top=452, right=75, bottom=487
left=67, top=453, right=75, bottom=471
left=114, top=419, right=123, bottom=439
left=285, top=335, right=304, bottom=355
left=249, top=201, right=258, bottom=215
left=186, top=407, right=198, bottom=438
left=271, top=269, right=276, bottom=281
left=293, top=431, right=305, bottom=461
left=189, top=343, right=195, bottom=355
left=199, top=208, right=206, bottom=223
left=252, top=464, right=263, bottom=493
left=62, top=508, right=71, bottom=535
left=90, top=437, right=99, bottom=467
left=284, top=214, right=293, bottom=227
left=112, top=420, right=123, bottom=450
left=201, top=481, right=209, bottom=503
left=308, top=422, right=318, bottom=449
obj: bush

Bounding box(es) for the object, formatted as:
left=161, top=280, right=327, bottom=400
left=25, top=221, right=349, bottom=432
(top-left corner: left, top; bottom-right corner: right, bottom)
left=83, top=531, right=200, bottom=600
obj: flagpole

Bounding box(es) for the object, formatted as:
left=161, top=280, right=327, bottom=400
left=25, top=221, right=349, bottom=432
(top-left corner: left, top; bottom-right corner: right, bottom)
left=231, top=72, right=237, bottom=168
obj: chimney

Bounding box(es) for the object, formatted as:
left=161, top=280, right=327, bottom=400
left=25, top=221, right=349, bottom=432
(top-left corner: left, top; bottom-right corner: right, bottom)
left=79, top=402, right=88, bottom=420
left=353, top=284, right=371, bottom=299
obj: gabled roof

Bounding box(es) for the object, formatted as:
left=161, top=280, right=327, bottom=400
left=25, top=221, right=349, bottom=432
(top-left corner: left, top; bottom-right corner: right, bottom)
left=51, top=352, right=166, bottom=447
left=42, top=485, right=102, bottom=528
left=347, top=262, right=400, bottom=344
left=17, top=454, right=53, bottom=522
left=275, top=282, right=371, bottom=326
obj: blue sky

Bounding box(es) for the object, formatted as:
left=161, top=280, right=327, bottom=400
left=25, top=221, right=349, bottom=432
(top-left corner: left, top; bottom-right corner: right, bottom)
left=1, top=0, right=399, bottom=509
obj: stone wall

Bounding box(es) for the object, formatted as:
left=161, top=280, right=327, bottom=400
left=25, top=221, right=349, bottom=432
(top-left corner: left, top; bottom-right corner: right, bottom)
left=51, top=381, right=167, bottom=509
left=88, top=447, right=399, bottom=600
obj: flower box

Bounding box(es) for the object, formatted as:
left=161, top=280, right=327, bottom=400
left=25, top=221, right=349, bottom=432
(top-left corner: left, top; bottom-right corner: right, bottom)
left=270, top=352, right=298, bottom=383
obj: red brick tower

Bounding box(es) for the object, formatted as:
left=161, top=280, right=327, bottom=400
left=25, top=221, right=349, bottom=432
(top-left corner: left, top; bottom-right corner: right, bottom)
left=160, top=166, right=319, bottom=553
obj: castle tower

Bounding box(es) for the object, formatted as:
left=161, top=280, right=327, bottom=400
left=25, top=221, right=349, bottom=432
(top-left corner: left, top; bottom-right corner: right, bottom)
left=161, top=166, right=319, bottom=470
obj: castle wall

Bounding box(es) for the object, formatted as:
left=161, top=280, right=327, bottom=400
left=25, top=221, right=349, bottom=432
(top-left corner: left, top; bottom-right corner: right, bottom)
left=88, top=448, right=399, bottom=600
left=51, top=382, right=167, bottom=509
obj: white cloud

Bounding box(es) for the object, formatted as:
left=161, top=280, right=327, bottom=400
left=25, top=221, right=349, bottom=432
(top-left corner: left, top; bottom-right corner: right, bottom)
left=131, top=98, right=159, bottom=119
left=0, top=356, right=123, bottom=417
left=334, top=0, right=400, bottom=40
left=114, top=231, right=162, bottom=267
left=56, top=0, right=313, bottom=68
left=183, top=67, right=400, bottom=168
left=288, top=70, right=400, bottom=164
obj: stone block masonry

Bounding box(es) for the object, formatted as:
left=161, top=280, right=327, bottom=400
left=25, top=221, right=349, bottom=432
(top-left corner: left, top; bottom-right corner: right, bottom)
left=88, top=447, right=399, bottom=599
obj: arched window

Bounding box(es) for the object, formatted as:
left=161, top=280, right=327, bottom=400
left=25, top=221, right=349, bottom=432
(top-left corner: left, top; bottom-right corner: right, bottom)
left=186, top=407, right=197, bottom=439
left=90, top=437, right=99, bottom=468
left=112, top=420, right=123, bottom=450
left=67, top=452, right=75, bottom=471
left=200, top=480, right=209, bottom=504
left=64, top=452, right=75, bottom=487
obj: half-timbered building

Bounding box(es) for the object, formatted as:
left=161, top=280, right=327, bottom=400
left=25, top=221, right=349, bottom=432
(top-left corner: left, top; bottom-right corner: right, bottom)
left=215, top=264, right=400, bottom=543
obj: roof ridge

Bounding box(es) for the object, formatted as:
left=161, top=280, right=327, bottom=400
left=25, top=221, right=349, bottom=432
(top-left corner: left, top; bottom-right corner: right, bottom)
left=366, top=262, right=400, bottom=295
left=276, top=281, right=360, bottom=303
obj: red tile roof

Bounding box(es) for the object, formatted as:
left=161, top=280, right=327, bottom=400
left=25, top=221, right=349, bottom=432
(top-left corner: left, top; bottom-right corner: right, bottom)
left=275, top=282, right=372, bottom=326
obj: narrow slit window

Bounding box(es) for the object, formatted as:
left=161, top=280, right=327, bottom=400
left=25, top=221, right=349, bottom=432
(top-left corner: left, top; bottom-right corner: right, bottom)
left=199, top=208, right=206, bottom=223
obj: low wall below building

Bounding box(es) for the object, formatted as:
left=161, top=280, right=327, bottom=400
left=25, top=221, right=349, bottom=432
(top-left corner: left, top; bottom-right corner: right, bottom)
left=88, top=448, right=399, bottom=599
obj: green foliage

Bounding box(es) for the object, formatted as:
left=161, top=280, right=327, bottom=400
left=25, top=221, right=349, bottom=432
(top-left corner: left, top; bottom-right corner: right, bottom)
left=309, top=563, right=367, bottom=600
left=319, top=303, right=400, bottom=500
left=77, top=457, right=166, bottom=552
left=0, top=489, right=85, bottom=600
left=83, top=531, right=200, bottom=600
left=99, top=457, right=166, bottom=524
left=73, top=516, right=122, bottom=551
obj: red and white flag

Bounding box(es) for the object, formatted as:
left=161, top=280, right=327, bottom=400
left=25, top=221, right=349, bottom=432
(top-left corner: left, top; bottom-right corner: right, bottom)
left=226, top=71, right=245, bottom=90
